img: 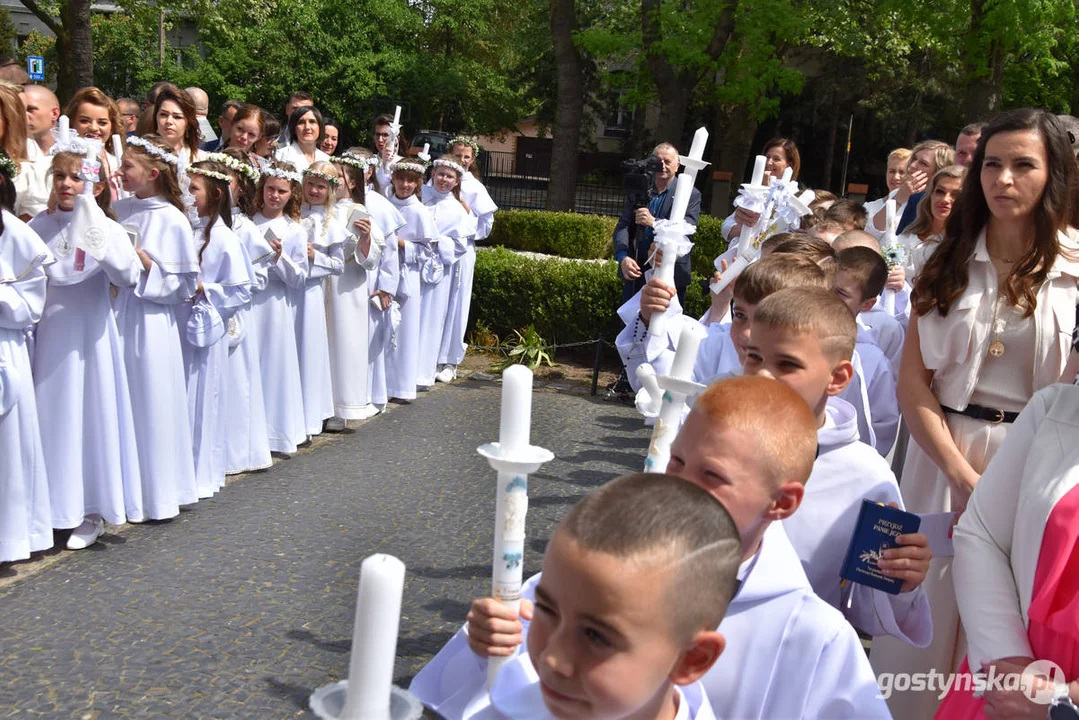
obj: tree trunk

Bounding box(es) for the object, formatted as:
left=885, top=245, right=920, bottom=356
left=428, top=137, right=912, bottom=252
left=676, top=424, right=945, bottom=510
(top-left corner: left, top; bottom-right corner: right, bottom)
left=59, top=0, right=92, bottom=101
left=545, top=0, right=584, bottom=211
left=822, top=97, right=839, bottom=192
left=962, top=0, right=1003, bottom=122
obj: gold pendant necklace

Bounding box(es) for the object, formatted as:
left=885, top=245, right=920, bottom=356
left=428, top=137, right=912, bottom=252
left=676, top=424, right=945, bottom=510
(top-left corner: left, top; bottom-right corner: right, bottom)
left=988, top=296, right=1007, bottom=358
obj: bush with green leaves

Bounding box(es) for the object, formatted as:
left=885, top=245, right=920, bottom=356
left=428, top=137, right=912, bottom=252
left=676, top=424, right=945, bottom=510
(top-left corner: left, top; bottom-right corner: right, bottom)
left=486, top=210, right=617, bottom=259
left=470, top=246, right=713, bottom=347
left=691, top=215, right=728, bottom=278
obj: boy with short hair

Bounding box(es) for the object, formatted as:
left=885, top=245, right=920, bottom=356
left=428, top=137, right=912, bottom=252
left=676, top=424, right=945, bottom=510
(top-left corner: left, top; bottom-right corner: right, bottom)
left=833, top=247, right=900, bottom=456
left=616, top=255, right=829, bottom=392
left=824, top=198, right=869, bottom=231
left=809, top=219, right=846, bottom=245
left=412, top=472, right=739, bottom=719
left=416, top=377, right=892, bottom=718
left=743, top=287, right=932, bottom=648
left=834, top=229, right=909, bottom=352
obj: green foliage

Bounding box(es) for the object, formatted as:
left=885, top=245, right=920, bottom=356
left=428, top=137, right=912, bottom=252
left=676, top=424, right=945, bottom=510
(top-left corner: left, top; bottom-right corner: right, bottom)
left=690, top=215, right=727, bottom=279
left=494, top=325, right=555, bottom=370
left=0, top=6, right=17, bottom=56
left=471, top=247, right=623, bottom=344
left=16, top=32, right=55, bottom=83
left=683, top=273, right=711, bottom=320
left=486, top=210, right=617, bottom=259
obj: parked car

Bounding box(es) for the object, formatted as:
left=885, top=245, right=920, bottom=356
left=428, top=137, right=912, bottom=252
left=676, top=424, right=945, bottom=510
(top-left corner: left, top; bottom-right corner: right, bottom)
left=405, top=131, right=452, bottom=160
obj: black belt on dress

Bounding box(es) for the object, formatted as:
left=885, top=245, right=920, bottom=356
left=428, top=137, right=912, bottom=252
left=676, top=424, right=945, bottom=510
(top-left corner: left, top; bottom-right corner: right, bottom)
left=941, top=404, right=1019, bottom=424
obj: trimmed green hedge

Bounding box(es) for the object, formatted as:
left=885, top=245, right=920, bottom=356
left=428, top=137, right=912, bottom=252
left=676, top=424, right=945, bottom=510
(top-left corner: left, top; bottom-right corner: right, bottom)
left=691, top=215, right=728, bottom=278
left=486, top=210, right=617, bottom=259
left=470, top=246, right=711, bottom=346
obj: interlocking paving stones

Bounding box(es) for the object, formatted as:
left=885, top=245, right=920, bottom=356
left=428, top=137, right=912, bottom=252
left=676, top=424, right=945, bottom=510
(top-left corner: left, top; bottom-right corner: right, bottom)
left=0, top=377, right=649, bottom=718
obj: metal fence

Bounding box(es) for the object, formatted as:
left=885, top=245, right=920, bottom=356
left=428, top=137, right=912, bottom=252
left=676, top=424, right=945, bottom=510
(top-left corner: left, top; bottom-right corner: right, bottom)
left=477, top=150, right=627, bottom=217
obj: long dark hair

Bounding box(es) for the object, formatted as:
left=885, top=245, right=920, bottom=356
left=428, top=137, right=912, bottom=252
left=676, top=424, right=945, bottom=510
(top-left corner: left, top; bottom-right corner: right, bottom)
left=190, top=160, right=234, bottom=263
left=153, top=87, right=202, bottom=156
left=914, top=108, right=1079, bottom=318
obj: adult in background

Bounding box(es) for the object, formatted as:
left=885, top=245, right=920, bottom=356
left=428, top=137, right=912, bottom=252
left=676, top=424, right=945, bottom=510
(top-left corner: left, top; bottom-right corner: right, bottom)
left=869, top=139, right=954, bottom=236
left=935, top=382, right=1079, bottom=718
left=863, top=147, right=911, bottom=222
left=184, top=86, right=216, bottom=146
left=720, top=137, right=801, bottom=244
left=277, top=91, right=314, bottom=146
left=273, top=105, right=327, bottom=172
left=0, top=83, right=42, bottom=219
left=116, top=97, right=140, bottom=136
left=135, top=81, right=175, bottom=136
left=870, top=108, right=1079, bottom=719
left=371, top=113, right=402, bottom=190
left=319, top=117, right=341, bottom=156
left=22, top=85, right=59, bottom=156
left=202, top=99, right=242, bottom=151
left=613, top=142, right=700, bottom=306
left=151, top=86, right=203, bottom=165
left=895, top=123, right=983, bottom=233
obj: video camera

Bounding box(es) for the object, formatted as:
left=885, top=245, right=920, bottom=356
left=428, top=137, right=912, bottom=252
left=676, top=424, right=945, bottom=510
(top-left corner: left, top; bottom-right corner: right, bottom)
left=622, top=155, right=664, bottom=210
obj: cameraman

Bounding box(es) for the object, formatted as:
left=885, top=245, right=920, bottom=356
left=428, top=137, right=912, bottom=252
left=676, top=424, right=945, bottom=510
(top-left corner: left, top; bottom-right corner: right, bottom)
left=613, top=143, right=701, bottom=305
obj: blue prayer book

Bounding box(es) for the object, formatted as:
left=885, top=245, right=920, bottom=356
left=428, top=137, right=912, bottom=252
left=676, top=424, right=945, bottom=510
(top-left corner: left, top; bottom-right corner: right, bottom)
left=839, top=500, right=921, bottom=595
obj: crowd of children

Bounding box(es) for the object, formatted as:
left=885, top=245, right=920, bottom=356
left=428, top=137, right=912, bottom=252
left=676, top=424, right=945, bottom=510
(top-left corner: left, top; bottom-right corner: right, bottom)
left=1, top=83, right=496, bottom=557
left=410, top=107, right=1079, bottom=719
left=4, top=80, right=1079, bottom=719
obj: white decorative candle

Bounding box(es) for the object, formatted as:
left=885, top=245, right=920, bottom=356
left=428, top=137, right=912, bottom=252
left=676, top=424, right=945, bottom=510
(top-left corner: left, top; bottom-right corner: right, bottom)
left=750, top=155, right=766, bottom=186
left=340, top=554, right=407, bottom=720
left=643, top=322, right=706, bottom=473
left=111, top=134, right=123, bottom=161
left=499, top=365, right=531, bottom=454
left=688, top=126, right=707, bottom=160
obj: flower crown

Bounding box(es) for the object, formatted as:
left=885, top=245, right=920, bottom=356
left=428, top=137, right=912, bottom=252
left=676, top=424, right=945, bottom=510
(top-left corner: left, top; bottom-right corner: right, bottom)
left=391, top=159, right=428, bottom=175
left=433, top=157, right=466, bottom=175
left=203, top=152, right=260, bottom=184
left=262, top=165, right=302, bottom=184
left=335, top=152, right=377, bottom=171
left=448, top=136, right=480, bottom=156
left=0, top=150, right=18, bottom=179
left=189, top=165, right=231, bottom=182
left=303, top=167, right=341, bottom=186
left=50, top=133, right=103, bottom=182
left=126, top=135, right=181, bottom=167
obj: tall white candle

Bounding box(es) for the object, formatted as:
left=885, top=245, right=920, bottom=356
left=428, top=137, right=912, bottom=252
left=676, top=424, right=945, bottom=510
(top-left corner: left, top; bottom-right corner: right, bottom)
left=421, top=143, right=429, bottom=157
left=781, top=166, right=793, bottom=183
left=392, top=106, right=401, bottom=127
left=58, top=115, right=70, bottom=146
left=340, top=554, right=407, bottom=720
left=111, top=134, right=123, bottom=161
left=688, top=126, right=707, bottom=159
left=669, top=323, right=704, bottom=379
left=499, top=365, right=532, bottom=454
left=750, top=155, right=766, bottom=186
left=885, top=199, right=896, bottom=236
left=667, top=174, right=693, bottom=226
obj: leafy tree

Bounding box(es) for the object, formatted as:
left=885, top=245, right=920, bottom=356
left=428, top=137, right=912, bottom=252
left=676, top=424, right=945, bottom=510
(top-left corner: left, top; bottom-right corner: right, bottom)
left=17, top=0, right=93, bottom=102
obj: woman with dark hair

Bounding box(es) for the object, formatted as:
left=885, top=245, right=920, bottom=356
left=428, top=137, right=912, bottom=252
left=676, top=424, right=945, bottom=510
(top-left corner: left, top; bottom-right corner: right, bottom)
left=319, top=117, right=341, bottom=156
left=870, top=108, right=1079, bottom=719
left=274, top=105, right=328, bottom=172
left=720, top=137, right=802, bottom=248
left=152, top=87, right=203, bottom=165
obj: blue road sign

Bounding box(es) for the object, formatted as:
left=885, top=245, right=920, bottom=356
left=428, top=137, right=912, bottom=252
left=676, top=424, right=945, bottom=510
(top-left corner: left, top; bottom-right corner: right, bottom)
left=27, top=56, right=44, bottom=82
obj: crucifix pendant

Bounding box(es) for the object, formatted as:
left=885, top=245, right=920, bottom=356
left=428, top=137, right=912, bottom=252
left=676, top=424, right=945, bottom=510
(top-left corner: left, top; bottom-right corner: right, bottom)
left=989, top=341, right=1006, bottom=358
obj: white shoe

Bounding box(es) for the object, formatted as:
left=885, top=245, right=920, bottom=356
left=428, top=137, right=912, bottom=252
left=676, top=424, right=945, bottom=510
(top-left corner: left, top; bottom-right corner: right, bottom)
left=325, top=417, right=347, bottom=432
left=66, top=518, right=104, bottom=550
left=435, top=365, right=456, bottom=383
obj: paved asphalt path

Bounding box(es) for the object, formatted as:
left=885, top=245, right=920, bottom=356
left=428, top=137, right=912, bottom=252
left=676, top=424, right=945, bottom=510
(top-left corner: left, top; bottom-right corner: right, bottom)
left=0, top=377, right=650, bottom=718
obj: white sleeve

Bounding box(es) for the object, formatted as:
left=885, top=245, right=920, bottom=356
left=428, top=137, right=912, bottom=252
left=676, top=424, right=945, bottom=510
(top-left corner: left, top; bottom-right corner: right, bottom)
left=953, top=392, right=1045, bottom=671
left=614, top=290, right=682, bottom=392
left=846, top=583, right=932, bottom=648
left=800, top=622, right=894, bottom=719
left=865, top=357, right=899, bottom=456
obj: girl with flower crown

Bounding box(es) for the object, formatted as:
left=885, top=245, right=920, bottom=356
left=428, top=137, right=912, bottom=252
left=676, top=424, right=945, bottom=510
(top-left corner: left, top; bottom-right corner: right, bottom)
left=251, top=162, right=309, bottom=454
left=213, top=149, right=274, bottom=475
left=110, top=134, right=200, bottom=521
left=324, top=152, right=387, bottom=427
left=339, top=147, right=404, bottom=411
left=177, top=161, right=251, bottom=499
left=384, top=158, right=437, bottom=401
left=420, top=157, right=476, bottom=386
left=441, top=136, right=498, bottom=381
left=0, top=151, right=54, bottom=562
left=30, top=141, right=143, bottom=550
left=296, top=161, right=345, bottom=435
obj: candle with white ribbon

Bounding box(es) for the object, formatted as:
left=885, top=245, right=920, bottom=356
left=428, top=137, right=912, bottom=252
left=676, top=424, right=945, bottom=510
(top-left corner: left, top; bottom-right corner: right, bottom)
left=646, top=127, right=709, bottom=341
left=643, top=322, right=706, bottom=473
left=340, top=554, right=407, bottom=720
left=879, top=199, right=900, bottom=315
left=478, top=365, right=553, bottom=688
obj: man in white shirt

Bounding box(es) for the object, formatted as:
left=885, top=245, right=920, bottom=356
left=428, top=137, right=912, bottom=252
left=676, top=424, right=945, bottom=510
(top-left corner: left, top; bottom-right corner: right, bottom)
left=21, top=85, right=59, bottom=156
